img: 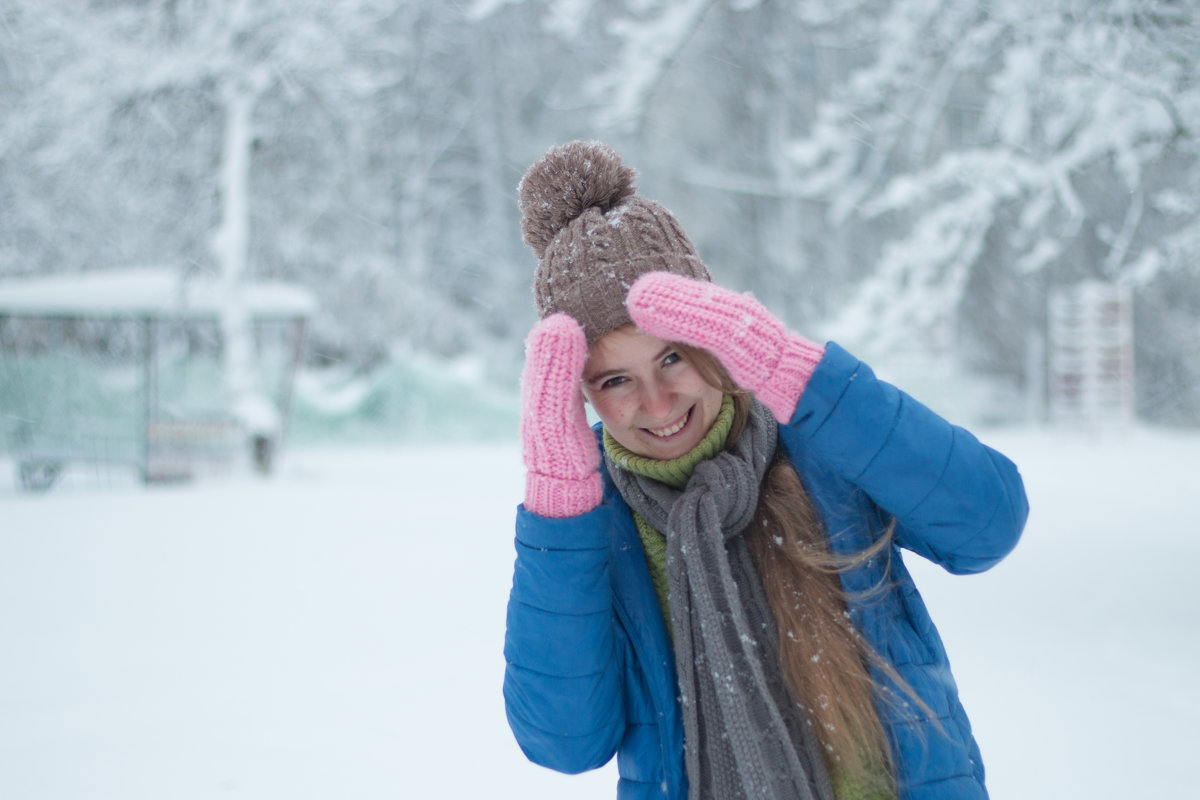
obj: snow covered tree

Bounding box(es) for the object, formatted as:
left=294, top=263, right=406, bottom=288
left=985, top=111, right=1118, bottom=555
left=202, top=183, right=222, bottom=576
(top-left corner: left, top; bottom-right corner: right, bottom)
left=4, top=0, right=1198, bottom=426
left=2, top=0, right=415, bottom=424
left=782, top=0, right=1200, bottom=422
left=473, top=0, right=1200, bottom=423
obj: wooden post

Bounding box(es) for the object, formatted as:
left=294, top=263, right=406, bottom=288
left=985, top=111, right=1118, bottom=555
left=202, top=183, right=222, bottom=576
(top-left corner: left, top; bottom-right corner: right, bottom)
left=1047, top=281, right=1135, bottom=426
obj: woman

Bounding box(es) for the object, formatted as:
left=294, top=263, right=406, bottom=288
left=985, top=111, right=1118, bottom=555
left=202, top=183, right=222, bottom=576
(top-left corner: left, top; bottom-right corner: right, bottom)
left=503, top=141, right=1028, bottom=800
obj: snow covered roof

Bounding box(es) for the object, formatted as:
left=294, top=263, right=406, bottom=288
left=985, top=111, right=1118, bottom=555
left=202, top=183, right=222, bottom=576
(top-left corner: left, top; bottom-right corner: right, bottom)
left=0, top=268, right=317, bottom=320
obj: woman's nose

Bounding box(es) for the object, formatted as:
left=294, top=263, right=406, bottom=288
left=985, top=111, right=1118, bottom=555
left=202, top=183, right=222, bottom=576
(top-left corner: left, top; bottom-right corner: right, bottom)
left=640, top=378, right=675, bottom=418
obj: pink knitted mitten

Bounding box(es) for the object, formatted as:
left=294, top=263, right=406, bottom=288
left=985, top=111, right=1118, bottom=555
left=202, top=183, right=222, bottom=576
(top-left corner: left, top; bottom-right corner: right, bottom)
left=627, top=272, right=825, bottom=423
left=520, top=314, right=603, bottom=518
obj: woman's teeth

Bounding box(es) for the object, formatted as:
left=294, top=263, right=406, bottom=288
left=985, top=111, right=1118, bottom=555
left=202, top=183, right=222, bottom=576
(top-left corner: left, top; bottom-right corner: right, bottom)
left=649, top=411, right=689, bottom=438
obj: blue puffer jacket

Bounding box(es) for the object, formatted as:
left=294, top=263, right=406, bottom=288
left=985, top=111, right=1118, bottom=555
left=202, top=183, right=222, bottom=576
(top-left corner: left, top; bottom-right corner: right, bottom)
left=503, top=343, right=1029, bottom=800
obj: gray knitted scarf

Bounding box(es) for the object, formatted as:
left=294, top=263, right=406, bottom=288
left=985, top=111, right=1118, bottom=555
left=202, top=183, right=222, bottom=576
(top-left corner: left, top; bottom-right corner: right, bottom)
left=606, top=399, right=835, bottom=800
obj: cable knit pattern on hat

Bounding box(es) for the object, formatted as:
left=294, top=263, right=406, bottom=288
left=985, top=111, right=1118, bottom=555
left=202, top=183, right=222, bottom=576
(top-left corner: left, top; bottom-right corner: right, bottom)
left=519, top=141, right=711, bottom=344
left=519, top=314, right=602, bottom=518
left=627, top=272, right=825, bottom=423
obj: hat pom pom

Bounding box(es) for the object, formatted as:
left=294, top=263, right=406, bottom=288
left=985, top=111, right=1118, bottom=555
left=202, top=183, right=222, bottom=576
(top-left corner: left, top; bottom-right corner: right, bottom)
left=518, top=141, right=637, bottom=259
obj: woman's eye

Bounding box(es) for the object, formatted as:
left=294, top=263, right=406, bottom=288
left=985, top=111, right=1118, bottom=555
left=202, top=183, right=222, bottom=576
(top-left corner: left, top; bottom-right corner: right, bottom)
left=663, top=352, right=681, bottom=367
left=601, top=375, right=628, bottom=390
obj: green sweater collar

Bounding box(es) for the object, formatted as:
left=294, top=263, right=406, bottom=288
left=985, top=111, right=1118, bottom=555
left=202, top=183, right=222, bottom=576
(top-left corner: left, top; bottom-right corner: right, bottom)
left=603, top=395, right=735, bottom=490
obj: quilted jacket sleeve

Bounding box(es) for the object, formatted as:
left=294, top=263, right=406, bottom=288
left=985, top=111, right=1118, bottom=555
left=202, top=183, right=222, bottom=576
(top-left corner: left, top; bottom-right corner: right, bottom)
left=789, top=343, right=1029, bottom=574
left=503, top=502, right=625, bottom=774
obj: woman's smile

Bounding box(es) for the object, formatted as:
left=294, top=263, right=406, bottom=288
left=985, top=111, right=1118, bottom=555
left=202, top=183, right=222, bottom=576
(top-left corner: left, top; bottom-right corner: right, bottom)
left=643, top=406, right=695, bottom=440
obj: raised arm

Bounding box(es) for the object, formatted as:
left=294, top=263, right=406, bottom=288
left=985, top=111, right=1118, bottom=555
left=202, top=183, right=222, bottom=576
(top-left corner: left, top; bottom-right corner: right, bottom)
left=504, top=314, right=624, bottom=773
left=628, top=272, right=1027, bottom=573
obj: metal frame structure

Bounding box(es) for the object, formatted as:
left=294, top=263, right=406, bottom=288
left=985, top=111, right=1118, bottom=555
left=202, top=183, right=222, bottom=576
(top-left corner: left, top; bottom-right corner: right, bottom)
left=0, top=268, right=316, bottom=490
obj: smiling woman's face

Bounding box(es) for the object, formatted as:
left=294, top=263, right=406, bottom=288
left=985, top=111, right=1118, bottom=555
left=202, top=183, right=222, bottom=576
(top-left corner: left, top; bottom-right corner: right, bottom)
left=581, top=326, right=724, bottom=461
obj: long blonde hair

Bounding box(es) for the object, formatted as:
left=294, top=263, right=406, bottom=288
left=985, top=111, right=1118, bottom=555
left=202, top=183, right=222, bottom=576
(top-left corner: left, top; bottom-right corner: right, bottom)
left=676, top=343, right=931, bottom=790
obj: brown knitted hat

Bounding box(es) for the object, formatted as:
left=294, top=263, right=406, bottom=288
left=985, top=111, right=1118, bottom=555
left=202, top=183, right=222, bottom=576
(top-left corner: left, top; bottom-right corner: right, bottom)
left=519, top=141, right=711, bottom=344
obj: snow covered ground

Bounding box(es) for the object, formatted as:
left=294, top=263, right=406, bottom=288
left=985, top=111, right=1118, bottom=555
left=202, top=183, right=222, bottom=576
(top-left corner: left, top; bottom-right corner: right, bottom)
left=1, top=425, right=1196, bottom=799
